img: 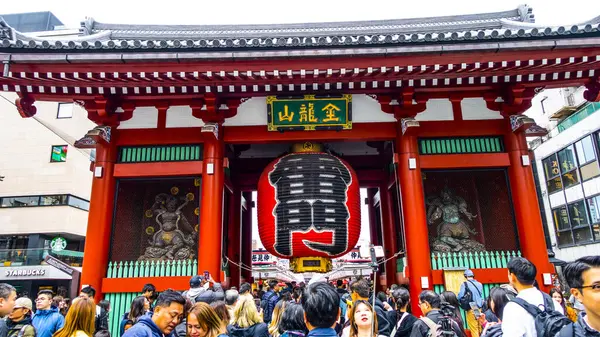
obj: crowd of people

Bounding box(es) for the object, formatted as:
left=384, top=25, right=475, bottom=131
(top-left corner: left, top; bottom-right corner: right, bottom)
left=0, top=255, right=598, bottom=337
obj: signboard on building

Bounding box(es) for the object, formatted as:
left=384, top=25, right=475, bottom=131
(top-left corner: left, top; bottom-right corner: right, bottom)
left=267, top=95, right=352, bottom=131
left=4, top=268, right=46, bottom=277
left=44, top=255, right=75, bottom=276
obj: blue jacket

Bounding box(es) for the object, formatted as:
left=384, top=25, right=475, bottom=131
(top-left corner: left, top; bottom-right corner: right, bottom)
left=458, top=279, right=484, bottom=308
left=32, top=307, right=65, bottom=337
left=306, top=328, right=338, bottom=337
left=261, top=290, right=279, bottom=324
left=122, top=314, right=163, bottom=337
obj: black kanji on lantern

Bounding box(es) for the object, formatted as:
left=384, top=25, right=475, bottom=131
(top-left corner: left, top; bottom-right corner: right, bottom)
left=268, top=153, right=352, bottom=256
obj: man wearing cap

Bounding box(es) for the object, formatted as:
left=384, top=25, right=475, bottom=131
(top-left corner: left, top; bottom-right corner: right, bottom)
left=7, top=298, right=36, bottom=337
left=458, top=269, right=483, bottom=337
left=182, top=275, right=206, bottom=304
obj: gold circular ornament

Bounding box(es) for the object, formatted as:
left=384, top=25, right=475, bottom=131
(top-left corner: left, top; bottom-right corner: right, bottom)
left=186, top=193, right=195, bottom=201
left=171, top=187, right=179, bottom=195
left=195, top=224, right=199, bottom=232
left=194, top=207, right=200, bottom=215
left=292, top=142, right=323, bottom=153
left=145, top=210, right=153, bottom=218
left=194, top=178, right=201, bottom=187
left=146, top=227, right=155, bottom=235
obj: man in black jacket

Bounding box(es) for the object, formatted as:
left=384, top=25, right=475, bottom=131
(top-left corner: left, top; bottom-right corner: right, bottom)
left=410, top=291, right=465, bottom=337
left=350, top=279, right=395, bottom=337
left=559, top=255, right=600, bottom=337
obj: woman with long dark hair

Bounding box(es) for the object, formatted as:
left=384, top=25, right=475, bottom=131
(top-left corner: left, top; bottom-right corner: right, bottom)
left=550, top=289, right=577, bottom=322
left=479, top=285, right=517, bottom=337
left=390, top=287, right=417, bottom=337
left=52, top=297, right=95, bottom=337
left=119, top=296, right=149, bottom=336
left=440, top=291, right=465, bottom=330
left=279, top=303, right=307, bottom=337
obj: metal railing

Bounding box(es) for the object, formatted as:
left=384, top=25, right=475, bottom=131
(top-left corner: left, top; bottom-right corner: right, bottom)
left=0, top=248, right=84, bottom=267
left=430, top=250, right=521, bottom=270
left=106, top=259, right=198, bottom=278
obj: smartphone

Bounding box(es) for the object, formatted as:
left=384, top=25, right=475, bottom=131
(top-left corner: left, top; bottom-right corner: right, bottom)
left=204, top=270, right=209, bottom=279
left=470, top=302, right=481, bottom=317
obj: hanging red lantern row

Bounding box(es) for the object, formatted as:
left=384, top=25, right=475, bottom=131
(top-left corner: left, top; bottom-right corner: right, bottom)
left=258, top=148, right=361, bottom=259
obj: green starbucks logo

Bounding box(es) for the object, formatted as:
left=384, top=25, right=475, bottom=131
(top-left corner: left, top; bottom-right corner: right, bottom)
left=51, top=237, right=67, bottom=252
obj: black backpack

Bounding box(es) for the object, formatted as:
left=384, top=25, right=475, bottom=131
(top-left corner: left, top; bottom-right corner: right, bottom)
left=511, top=293, right=571, bottom=337
left=458, top=281, right=480, bottom=311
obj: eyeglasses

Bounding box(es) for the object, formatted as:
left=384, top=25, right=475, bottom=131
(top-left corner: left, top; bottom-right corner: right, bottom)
left=35, top=298, right=48, bottom=302
left=580, top=283, right=600, bottom=291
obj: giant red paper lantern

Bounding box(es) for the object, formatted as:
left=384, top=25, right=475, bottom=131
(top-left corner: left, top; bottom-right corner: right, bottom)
left=258, top=151, right=361, bottom=259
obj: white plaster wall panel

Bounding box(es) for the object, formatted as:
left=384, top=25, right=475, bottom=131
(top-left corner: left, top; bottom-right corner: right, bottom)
left=555, top=243, right=600, bottom=262
left=118, top=106, right=158, bottom=129
left=461, top=98, right=504, bottom=120
left=415, top=99, right=453, bottom=121
left=549, top=192, right=566, bottom=208
left=224, top=98, right=268, bottom=126
left=351, top=95, right=396, bottom=123
left=0, top=93, right=93, bottom=200
left=583, top=178, right=600, bottom=196
left=565, top=185, right=585, bottom=203
left=0, top=203, right=89, bottom=237
left=166, top=105, right=205, bottom=128
left=534, top=108, right=600, bottom=159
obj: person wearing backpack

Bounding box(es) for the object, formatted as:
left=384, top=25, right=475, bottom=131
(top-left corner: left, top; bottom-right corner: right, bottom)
left=409, top=291, right=465, bottom=337
left=502, top=257, right=563, bottom=337
left=555, top=255, right=600, bottom=337
left=458, top=270, right=484, bottom=337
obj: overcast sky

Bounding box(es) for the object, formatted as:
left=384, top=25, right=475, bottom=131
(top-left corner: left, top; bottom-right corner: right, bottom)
left=2, top=0, right=600, bottom=28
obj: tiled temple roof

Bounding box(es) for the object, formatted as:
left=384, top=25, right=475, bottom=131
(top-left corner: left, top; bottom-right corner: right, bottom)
left=1, top=5, right=599, bottom=52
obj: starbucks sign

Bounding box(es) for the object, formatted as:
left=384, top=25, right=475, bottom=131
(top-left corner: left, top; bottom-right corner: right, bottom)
left=51, top=237, right=67, bottom=252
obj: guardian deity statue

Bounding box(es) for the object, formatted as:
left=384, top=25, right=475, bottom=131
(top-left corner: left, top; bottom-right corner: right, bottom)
left=426, top=186, right=485, bottom=253
left=139, top=193, right=196, bottom=260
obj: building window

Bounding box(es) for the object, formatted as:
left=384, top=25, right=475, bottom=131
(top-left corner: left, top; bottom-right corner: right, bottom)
left=57, top=103, right=73, bottom=119
left=553, top=200, right=598, bottom=247
left=586, top=195, right=600, bottom=241
left=0, top=194, right=89, bottom=210
left=575, top=136, right=600, bottom=181
left=50, top=145, right=68, bottom=162
left=558, top=146, right=579, bottom=188
left=543, top=154, right=563, bottom=194
left=0, top=196, right=40, bottom=207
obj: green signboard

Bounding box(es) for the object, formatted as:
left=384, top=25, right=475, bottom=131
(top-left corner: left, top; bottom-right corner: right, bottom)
left=267, top=95, right=352, bottom=131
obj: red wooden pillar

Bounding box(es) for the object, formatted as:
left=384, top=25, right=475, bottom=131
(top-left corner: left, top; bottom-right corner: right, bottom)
left=227, top=188, right=242, bottom=288
left=380, top=183, right=398, bottom=288
left=80, top=136, right=117, bottom=297
left=505, top=126, right=554, bottom=289
left=240, top=191, right=253, bottom=283
left=198, top=135, right=225, bottom=281
left=397, top=132, right=432, bottom=315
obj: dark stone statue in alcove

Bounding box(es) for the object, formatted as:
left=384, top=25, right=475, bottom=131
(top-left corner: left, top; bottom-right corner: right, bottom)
left=426, top=186, right=485, bottom=253
left=138, top=193, right=196, bottom=261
